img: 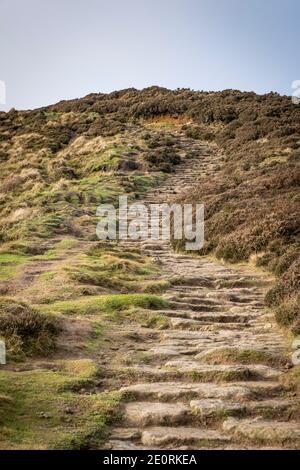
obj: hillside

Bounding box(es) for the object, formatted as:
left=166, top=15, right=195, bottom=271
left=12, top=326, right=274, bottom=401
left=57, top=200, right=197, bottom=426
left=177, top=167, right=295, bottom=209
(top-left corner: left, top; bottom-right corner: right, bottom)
left=0, top=87, right=299, bottom=449
left=1, top=87, right=299, bottom=331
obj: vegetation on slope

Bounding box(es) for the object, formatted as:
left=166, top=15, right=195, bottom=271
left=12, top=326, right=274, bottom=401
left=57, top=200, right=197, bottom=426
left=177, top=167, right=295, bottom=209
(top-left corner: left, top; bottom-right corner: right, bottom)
left=1, top=86, right=299, bottom=333
left=0, top=86, right=299, bottom=448
left=0, top=359, right=124, bottom=449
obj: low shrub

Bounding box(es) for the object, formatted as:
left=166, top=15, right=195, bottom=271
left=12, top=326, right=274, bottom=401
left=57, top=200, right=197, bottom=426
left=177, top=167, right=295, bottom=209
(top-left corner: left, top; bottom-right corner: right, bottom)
left=275, top=295, right=300, bottom=334
left=0, top=297, right=61, bottom=359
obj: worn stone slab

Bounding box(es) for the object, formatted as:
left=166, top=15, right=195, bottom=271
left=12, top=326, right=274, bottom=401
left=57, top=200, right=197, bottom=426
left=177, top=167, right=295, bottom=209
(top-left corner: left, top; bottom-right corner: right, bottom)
left=190, top=398, right=294, bottom=418
left=190, top=399, right=245, bottom=417
left=121, top=382, right=253, bottom=401
left=124, top=402, right=189, bottom=426
left=141, top=426, right=230, bottom=447
left=223, top=418, right=300, bottom=442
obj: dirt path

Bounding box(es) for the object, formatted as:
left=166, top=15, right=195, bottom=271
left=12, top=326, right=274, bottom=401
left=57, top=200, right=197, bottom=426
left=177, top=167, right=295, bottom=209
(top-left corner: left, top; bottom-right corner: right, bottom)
left=105, top=135, right=300, bottom=450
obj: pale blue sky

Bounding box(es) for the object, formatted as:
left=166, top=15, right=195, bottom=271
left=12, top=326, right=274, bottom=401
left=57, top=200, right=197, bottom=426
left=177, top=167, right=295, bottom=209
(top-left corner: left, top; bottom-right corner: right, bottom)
left=0, top=0, right=299, bottom=110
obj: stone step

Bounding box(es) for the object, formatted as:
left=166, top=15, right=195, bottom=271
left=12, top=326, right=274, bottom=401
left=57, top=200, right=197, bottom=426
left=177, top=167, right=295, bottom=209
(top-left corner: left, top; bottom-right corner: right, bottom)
left=141, top=426, right=230, bottom=447
left=121, top=381, right=253, bottom=401
left=158, top=309, right=253, bottom=323
left=223, top=418, right=300, bottom=444
left=164, top=360, right=281, bottom=381
left=191, top=399, right=244, bottom=417
left=161, top=330, right=252, bottom=341
left=172, top=277, right=215, bottom=287
left=190, top=398, right=294, bottom=418
left=194, top=347, right=285, bottom=363
left=160, top=339, right=285, bottom=355
left=109, top=427, right=141, bottom=441
left=169, top=317, right=250, bottom=330
left=171, top=299, right=230, bottom=308
left=121, top=380, right=284, bottom=402
left=147, top=345, right=200, bottom=357
left=121, top=381, right=283, bottom=401
left=124, top=402, right=189, bottom=426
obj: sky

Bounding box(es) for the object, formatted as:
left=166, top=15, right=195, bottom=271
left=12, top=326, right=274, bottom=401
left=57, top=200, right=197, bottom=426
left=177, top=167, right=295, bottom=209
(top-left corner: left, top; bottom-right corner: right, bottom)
left=0, top=0, right=299, bottom=111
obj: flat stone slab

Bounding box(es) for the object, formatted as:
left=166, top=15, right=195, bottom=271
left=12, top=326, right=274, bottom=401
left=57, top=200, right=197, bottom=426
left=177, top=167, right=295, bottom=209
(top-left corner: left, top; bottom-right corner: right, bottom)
left=169, top=317, right=247, bottom=330
left=190, top=398, right=294, bottom=418
left=124, top=402, right=189, bottom=426
left=164, top=360, right=251, bottom=380
left=141, top=426, right=230, bottom=447
left=162, top=310, right=251, bottom=323
left=164, top=360, right=281, bottom=380
left=148, top=345, right=198, bottom=357
left=246, top=399, right=297, bottom=414
left=120, top=365, right=172, bottom=379
left=246, top=364, right=282, bottom=379
left=190, top=399, right=245, bottom=417
left=232, top=381, right=284, bottom=395
left=223, top=418, right=300, bottom=442
left=121, top=382, right=253, bottom=401
left=110, top=427, right=141, bottom=441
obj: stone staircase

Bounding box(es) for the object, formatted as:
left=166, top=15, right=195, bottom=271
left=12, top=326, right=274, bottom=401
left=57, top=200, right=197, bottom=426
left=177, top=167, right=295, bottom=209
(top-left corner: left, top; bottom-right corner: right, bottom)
left=105, top=135, right=300, bottom=450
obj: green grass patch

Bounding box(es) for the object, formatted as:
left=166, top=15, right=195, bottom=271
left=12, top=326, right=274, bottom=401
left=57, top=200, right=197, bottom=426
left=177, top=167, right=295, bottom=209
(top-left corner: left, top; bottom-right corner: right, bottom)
left=85, top=321, right=105, bottom=353
left=130, top=173, right=166, bottom=193
left=38, top=293, right=169, bottom=317
left=84, top=147, right=121, bottom=173
left=33, top=238, right=77, bottom=261
left=0, top=253, right=29, bottom=280
left=127, top=308, right=170, bottom=329
left=0, top=359, right=124, bottom=449
left=64, top=242, right=158, bottom=293
left=143, top=279, right=171, bottom=293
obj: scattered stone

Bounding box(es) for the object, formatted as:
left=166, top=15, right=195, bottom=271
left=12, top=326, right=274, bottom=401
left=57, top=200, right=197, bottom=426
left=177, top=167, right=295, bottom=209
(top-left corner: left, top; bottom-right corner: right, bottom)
left=39, top=412, right=52, bottom=419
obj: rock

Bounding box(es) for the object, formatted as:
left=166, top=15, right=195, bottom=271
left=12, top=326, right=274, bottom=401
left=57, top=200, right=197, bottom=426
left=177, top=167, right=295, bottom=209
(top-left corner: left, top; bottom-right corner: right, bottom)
left=124, top=402, right=189, bottom=426
left=164, top=360, right=251, bottom=381
left=39, top=412, right=52, bottom=419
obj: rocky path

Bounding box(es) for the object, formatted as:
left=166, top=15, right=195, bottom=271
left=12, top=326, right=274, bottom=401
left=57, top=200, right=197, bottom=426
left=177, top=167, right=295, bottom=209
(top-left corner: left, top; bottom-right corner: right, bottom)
left=106, top=136, right=300, bottom=450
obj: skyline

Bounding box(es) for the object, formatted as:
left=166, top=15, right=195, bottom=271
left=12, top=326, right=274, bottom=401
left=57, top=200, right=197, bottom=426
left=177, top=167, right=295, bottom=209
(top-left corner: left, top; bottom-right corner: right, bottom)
left=1, top=0, right=299, bottom=111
